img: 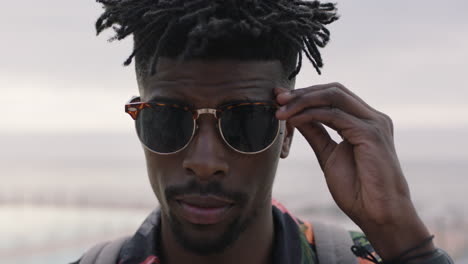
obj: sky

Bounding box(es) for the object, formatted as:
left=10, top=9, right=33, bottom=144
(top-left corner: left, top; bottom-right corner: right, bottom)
left=1, top=0, right=467, bottom=133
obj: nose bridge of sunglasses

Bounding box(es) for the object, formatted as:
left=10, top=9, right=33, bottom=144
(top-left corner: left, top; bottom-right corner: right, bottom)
left=193, top=109, right=221, bottom=133
left=194, top=108, right=219, bottom=119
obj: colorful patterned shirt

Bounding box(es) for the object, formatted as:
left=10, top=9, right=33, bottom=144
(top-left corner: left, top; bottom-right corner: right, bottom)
left=72, top=200, right=379, bottom=264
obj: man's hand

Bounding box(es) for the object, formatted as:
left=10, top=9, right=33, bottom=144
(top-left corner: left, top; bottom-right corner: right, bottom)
left=275, top=83, right=435, bottom=262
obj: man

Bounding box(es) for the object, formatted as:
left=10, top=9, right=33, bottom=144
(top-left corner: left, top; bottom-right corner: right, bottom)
left=73, top=0, right=453, bottom=263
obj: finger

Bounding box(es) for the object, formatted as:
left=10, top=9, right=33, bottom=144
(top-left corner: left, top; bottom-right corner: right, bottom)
left=277, top=83, right=338, bottom=105
left=275, top=83, right=392, bottom=136
left=277, top=82, right=379, bottom=114
left=287, top=107, right=370, bottom=146
left=277, top=86, right=376, bottom=121
left=274, top=87, right=289, bottom=96
left=295, top=121, right=337, bottom=170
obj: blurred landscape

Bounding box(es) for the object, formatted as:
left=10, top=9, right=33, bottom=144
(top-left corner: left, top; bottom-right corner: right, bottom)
left=1, top=0, right=467, bottom=263
left=1, top=128, right=467, bottom=263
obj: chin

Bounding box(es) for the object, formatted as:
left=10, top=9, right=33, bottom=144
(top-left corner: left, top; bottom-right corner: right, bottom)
left=165, top=197, right=265, bottom=256
left=168, top=209, right=247, bottom=255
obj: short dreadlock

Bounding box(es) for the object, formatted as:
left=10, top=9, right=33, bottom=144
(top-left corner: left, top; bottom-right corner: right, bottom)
left=95, top=0, right=339, bottom=82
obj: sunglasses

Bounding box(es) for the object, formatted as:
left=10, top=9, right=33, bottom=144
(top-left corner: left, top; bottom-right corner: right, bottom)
left=125, top=96, right=281, bottom=155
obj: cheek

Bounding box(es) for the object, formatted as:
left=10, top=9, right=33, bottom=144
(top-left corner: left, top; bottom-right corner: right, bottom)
left=236, top=133, right=283, bottom=205
left=144, top=149, right=182, bottom=210
left=143, top=127, right=284, bottom=211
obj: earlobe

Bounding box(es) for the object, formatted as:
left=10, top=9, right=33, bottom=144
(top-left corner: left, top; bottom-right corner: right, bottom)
left=280, top=122, right=294, bottom=159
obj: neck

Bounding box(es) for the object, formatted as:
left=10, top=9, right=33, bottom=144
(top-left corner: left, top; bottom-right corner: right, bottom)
left=161, top=205, right=274, bottom=264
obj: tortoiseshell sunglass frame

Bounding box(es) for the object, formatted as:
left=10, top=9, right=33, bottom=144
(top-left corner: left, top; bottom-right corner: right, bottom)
left=124, top=96, right=281, bottom=155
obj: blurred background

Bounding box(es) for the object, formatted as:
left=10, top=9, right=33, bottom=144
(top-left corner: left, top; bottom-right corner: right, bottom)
left=1, top=0, right=467, bottom=263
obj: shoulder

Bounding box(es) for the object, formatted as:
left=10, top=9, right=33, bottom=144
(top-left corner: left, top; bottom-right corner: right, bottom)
left=70, top=236, right=130, bottom=264
left=69, top=259, right=81, bottom=264
left=297, top=218, right=381, bottom=263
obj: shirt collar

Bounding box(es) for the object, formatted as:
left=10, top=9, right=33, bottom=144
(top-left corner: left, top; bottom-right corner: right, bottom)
left=119, top=205, right=316, bottom=264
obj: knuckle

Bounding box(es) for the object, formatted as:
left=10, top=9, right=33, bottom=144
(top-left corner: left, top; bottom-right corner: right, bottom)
left=365, top=123, right=385, bottom=142
left=377, top=112, right=394, bottom=134
left=303, top=92, right=315, bottom=101
left=295, top=87, right=311, bottom=96
left=330, top=106, right=341, bottom=116
left=380, top=112, right=393, bottom=124
left=326, top=86, right=341, bottom=98
left=325, top=86, right=346, bottom=108
left=301, top=92, right=317, bottom=106
left=292, top=96, right=308, bottom=110
left=330, top=82, right=345, bottom=89
left=328, top=107, right=343, bottom=124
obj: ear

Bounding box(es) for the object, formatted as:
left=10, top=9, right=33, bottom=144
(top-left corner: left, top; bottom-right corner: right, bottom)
left=280, top=121, right=294, bottom=159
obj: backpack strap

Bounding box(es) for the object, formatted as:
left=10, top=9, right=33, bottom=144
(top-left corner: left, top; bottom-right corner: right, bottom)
left=77, top=220, right=357, bottom=264
left=79, top=236, right=130, bottom=264
left=312, top=222, right=358, bottom=264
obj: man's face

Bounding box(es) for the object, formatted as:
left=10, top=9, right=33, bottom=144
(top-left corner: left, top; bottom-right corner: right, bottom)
left=138, top=58, right=292, bottom=255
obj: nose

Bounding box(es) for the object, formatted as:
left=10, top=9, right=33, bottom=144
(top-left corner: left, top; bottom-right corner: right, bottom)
left=182, top=115, right=229, bottom=181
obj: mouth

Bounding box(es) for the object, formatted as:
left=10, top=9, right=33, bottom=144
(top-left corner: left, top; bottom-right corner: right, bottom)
left=175, top=195, right=235, bottom=225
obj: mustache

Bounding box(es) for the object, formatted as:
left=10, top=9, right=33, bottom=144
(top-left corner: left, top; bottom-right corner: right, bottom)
left=165, top=179, right=248, bottom=205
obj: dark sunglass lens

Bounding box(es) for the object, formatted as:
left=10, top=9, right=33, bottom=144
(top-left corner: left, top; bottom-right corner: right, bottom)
left=220, top=104, right=279, bottom=153
left=136, top=105, right=193, bottom=153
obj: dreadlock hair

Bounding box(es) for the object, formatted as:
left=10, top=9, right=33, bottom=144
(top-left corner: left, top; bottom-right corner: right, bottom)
left=95, top=0, right=339, bottom=83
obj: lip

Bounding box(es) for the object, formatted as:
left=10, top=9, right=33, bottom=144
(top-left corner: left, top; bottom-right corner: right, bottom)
left=175, top=195, right=235, bottom=225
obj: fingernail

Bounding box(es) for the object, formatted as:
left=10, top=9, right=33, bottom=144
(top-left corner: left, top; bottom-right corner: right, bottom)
left=279, top=106, right=287, bottom=112
left=274, top=87, right=288, bottom=95
left=277, top=91, right=292, bottom=101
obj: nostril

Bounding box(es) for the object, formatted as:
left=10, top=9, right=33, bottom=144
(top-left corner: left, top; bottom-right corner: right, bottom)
left=214, top=170, right=224, bottom=176
left=182, top=160, right=229, bottom=181
left=185, top=168, right=196, bottom=176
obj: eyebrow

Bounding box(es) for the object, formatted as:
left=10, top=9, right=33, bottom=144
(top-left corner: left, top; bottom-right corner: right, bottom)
left=147, top=95, right=273, bottom=109
left=218, top=96, right=270, bottom=107
left=147, top=96, right=193, bottom=108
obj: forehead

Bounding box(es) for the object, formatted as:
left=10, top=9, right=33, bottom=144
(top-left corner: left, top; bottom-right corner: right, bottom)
left=139, top=58, right=285, bottom=107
